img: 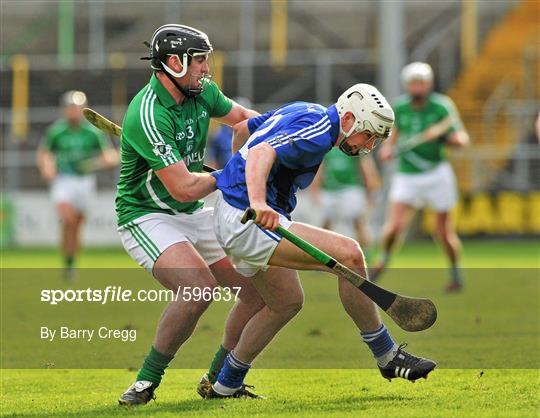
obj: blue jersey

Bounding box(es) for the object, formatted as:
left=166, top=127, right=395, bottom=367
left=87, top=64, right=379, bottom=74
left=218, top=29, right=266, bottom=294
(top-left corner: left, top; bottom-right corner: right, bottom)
left=215, top=101, right=341, bottom=219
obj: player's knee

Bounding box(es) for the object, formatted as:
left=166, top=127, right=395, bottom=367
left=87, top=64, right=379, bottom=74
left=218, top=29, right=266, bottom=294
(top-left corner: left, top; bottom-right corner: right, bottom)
left=280, top=297, right=304, bottom=320
left=270, top=292, right=304, bottom=320
left=435, top=221, right=451, bottom=241
left=60, top=214, right=77, bottom=228
left=182, top=295, right=213, bottom=317
left=236, top=285, right=265, bottom=309
left=340, top=238, right=366, bottom=272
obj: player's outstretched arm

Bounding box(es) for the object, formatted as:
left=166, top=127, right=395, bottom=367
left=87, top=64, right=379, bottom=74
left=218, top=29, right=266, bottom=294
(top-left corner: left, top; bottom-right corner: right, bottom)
left=446, top=129, right=470, bottom=148
left=246, top=142, right=280, bottom=231
left=99, top=148, right=120, bottom=168
left=155, top=161, right=217, bottom=203
left=36, top=149, right=57, bottom=182
left=360, top=156, right=381, bottom=194
left=379, top=128, right=400, bottom=162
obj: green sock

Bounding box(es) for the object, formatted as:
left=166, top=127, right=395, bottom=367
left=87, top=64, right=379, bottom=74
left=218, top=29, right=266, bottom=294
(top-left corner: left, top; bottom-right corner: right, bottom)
left=207, top=345, right=230, bottom=384
left=136, top=346, right=174, bottom=386
left=65, top=256, right=74, bottom=269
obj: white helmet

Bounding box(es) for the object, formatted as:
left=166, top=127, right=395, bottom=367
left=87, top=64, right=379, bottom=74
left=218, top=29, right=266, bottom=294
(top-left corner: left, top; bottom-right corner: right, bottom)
left=336, top=83, right=394, bottom=156
left=61, top=90, right=87, bottom=107
left=401, top=62, right=433, bottom=86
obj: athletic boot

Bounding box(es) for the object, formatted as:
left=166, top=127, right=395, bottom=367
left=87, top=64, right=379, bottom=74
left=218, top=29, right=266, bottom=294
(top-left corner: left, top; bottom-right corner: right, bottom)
left=197, top=373, right=212, bottom=398
left=118, top=381, right=157, bottom=406
left=205, top=384, right=263, bottom=399
left=378, top=343, right=436, bottom=382
left=445, top=281, right=463, bottom=293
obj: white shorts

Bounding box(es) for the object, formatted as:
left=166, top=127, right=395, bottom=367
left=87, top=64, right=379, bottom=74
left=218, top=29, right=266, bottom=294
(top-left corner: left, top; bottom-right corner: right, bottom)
left=389, top=162, right=457, bottom=212
left=321, top=186, right=367, bottom=221
left=213, top=191, right=292, bottom=277
left=118, top=207, right=226, bottom=274
left=51, top=175, right=96, bottom=213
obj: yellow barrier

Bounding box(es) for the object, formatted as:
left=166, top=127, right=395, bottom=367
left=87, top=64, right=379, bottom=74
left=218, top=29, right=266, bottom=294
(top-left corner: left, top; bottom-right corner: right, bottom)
left=422, top=191, right=540, bottom=234
left=10, top=54, right=29, bottom=141
left=270, top=0, right=288, bottom=69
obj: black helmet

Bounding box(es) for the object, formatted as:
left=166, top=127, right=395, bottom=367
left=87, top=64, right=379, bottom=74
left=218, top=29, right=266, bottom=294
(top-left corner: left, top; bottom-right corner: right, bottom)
left=142, top=24, right=213, bottom=97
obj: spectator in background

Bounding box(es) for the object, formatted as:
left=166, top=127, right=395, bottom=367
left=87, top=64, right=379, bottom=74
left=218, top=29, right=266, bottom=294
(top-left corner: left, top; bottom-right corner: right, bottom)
left=207, top=97, right=252, bottom=168
left=37, top=91, right=118, bottom=279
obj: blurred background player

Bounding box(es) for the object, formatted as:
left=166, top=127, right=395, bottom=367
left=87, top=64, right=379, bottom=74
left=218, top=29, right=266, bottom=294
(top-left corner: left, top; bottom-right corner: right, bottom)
left=311, top=148, right=381, bottom=263
left=36, top=91, right=118, bottom=278
left=374, top=62, right=469, bottom=291
left=207, top=97, right=252, bottom=169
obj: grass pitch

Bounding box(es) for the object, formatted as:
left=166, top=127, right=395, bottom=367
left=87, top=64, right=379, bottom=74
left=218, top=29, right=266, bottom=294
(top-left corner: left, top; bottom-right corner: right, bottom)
left=1, top=239, right=539, bottom=417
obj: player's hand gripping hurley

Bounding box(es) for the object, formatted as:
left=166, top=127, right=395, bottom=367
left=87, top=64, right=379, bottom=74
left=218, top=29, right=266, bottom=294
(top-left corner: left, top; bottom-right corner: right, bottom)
left=83, top=107, right=217, bottom=173
left=241, top=208, right=437, bottom=332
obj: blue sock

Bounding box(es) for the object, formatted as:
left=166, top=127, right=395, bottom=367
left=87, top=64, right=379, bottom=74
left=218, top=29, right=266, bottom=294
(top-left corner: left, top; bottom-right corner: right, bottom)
left=361, top=324, right=397, bottom=366
left=451, top=265, right=463, bottom=284
left=214, top=352, right=251, bottom=395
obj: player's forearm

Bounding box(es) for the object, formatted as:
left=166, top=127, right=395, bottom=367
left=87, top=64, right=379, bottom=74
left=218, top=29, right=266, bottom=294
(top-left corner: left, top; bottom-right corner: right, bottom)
left=156, top=163, right=217, bottom=203
left=36, top=150, right=56, bottom=181
left=175, top=173, right=216, bottom=202
left=100, top=148, right=120, bottom=168
left=246, top=143, right=276, bottom=206
left=446, top=130, right=470, bottom=148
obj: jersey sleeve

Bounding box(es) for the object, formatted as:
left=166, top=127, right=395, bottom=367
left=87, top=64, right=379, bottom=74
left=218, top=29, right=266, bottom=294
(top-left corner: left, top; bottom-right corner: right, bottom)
left=267, top=121, right=330, bottom=169
left=202, top=80, right=234, bottom=118
left=247, top=109, right=277, bottom=134
left=125, top=105, right=182, bottom=171
left=439, top=96, right=464, bottom=133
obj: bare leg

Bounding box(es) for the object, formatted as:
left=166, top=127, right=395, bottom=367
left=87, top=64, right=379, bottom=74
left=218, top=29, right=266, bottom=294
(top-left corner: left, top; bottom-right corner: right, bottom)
left=232, top=267, right=303, bottom=363
left=151, top=242, right=218, bottom=357
left=209, top=258, right=266, bottom=351
left=380, top=201, right=416, bottom=256
left=57, top=203, right=79, bottom=261
left=371, top=201, right=416, bottom=280
left=434, top=211, right=462, bottom=266
left=270, top=223, right=381, bottom=332
left=435, top=211, right=464, bottom=291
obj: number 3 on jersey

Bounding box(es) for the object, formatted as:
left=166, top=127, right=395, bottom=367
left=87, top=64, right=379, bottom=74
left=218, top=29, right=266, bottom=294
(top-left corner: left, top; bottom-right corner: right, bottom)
left=186, top=125, right=194, bottom=139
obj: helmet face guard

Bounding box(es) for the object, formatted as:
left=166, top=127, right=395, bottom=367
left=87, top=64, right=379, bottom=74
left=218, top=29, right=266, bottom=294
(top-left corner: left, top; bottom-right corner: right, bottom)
left=339, top=130, right=388, bottom=157
left=162, top=51, right=213, bottom=97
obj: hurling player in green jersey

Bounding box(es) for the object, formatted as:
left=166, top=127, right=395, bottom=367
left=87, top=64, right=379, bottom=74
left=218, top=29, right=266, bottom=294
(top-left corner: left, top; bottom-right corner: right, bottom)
left=37, top=91, right=118, bottom=279
left=311, top=148, right=381, bottom=262
left=374, top=62, right=469, bottom=292
left=116, top=25, right=265, bottom=405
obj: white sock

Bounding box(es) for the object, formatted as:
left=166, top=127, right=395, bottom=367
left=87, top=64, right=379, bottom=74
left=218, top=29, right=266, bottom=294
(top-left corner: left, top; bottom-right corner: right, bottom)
left=213, top=381, right=241, bottom=396
left=376, top=343, right=399, bottom=367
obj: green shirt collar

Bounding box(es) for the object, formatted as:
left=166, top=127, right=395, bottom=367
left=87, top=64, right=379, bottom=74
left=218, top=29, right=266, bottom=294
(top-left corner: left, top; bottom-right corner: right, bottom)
left=150, top=74, right=177, bottom=108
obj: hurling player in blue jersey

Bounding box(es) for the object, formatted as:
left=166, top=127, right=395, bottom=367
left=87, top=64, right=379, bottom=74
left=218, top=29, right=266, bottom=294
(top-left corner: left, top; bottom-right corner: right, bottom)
left=203, top=84, right=436, bottom=399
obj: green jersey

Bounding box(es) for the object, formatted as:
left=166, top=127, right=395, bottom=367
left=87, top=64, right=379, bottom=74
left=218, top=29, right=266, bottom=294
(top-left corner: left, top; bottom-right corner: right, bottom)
left=393, top=93, right=463, bottom=173
left=115, top=74, right=233, bottom=226
left=41, top=119, right=108, bottom=175
left=321, top=147, right=364, bottom=191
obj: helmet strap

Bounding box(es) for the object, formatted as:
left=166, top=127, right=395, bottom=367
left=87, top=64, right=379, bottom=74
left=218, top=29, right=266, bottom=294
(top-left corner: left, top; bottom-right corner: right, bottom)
left=161, top=53, right=188, bottom=78
left=160, top=54, right=203, bottom=98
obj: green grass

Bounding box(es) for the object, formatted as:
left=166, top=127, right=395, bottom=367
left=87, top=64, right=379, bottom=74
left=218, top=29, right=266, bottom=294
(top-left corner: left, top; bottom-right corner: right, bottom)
left=2, top=369, right=538, bottom=417
left=1, top=240, right=539, bottom=417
